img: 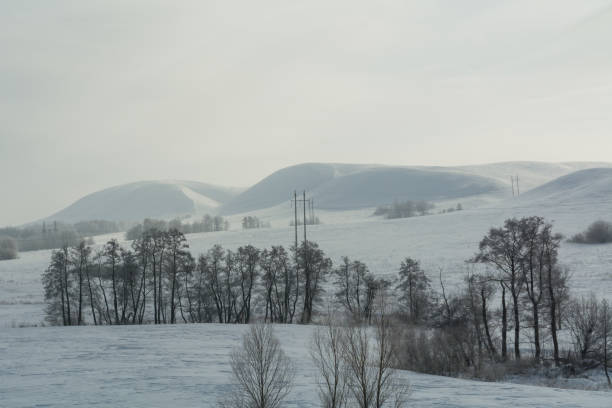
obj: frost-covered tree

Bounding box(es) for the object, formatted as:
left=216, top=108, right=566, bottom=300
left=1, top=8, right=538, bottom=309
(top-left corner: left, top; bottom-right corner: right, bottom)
left=223, top=324, right=295, bottom=408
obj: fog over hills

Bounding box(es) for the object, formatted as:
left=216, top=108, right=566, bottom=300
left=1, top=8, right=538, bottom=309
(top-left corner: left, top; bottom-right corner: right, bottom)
left=47, top=181, right=241, bottom=223
left=39, top=161, right=612, bottom=224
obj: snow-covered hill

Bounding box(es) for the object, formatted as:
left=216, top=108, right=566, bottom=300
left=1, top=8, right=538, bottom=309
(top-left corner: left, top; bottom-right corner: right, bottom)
left=1, top=324, right=610, bottom=408
left=220, top=161, right=612, bottom=214
left=518, top=167, right=612, bottom=205
left=40, top=162, right=612, bottom=223
left=46, top=180, right=241, bottom=223
left=448, top=161, right=612, bottom=192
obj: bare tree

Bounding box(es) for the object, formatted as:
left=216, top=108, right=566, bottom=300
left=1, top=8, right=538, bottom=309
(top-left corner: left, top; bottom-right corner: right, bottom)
left=42, top=247, right=71, bottom=325
left=567, top=294, right=600, bottom=360
left=223, top=324, right=295, bottom=408
left=298, top=241, right=332, bottom=324
left=311, top=318, right=348, bottom=408
left=340, top=302, right=409, bottom=408
left=334, top=257, right=381, bottom=323
left=473, top=218, right=526, bottom=360
left=260, top=246, right=296, bottom=323
left=70, top=241, right=92, bottom=325
left=396, top=258, right=432, bottom=324
left=600, top=299, right=611, bottom=387
left=235, top=245, right=260, bottom=324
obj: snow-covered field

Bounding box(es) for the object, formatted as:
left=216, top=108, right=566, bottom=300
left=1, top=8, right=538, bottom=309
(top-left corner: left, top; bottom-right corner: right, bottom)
left=1, top=324, right=610, bottom=408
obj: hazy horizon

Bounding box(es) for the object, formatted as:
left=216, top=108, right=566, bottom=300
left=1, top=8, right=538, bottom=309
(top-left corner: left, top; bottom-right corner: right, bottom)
left=2, top=0, right=612, bottom=225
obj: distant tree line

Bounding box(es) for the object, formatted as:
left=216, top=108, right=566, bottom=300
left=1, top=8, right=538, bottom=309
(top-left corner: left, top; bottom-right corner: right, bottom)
left=439, top=203, right=463, bottom=214
left=0, top=221, right=81, bottom=253
left=373, top=200, right=435, bottom=219
left=242, top=215, right=271, bottom=229
left=289, top=215, right=321, bottom=226
left=569, top=220, right=612, bottom=244
left=73, top=220, right=126, bottom=236
left=125, top=215, right=229, bottom=240
left=0, top=220, right=125, bottom=257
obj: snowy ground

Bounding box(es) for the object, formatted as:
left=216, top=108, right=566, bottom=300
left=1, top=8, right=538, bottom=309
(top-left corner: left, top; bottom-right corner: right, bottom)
left=1, top=324, right=610, bottom=408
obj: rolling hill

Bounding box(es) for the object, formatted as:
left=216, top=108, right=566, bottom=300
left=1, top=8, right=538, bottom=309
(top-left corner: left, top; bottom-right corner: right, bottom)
left=219, top=162, right=610, bottom=214
left=518, top=167, right=612, bottom=205
left=42, top=162, right=612, bottom=223
left=47, top=180, right=241, bottom=223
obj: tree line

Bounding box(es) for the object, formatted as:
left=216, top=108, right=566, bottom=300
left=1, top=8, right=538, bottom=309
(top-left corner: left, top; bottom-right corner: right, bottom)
left=373, top=200, right=435, bottom=219
left=42, top=229, right=334, bottom=326
left=125, top=215, right=230, bottom=240
left=242, top=215, right=271, bottom=229
left=0, top=219, right=128, bottom=258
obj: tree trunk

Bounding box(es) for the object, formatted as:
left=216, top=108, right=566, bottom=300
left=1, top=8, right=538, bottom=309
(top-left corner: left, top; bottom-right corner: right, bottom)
left=85, top=265, right=97, bottom=325
left=533, top=304, right=540, bottom=361
left=512, top=293, right=521, bottom=360
left=481, top=287, right=497, bottom=358
left=548, top=268, right=559, bottom=366
left=111, top=260, right=119, bottom=324
left=501, top=282, right=507, bottom=361
left=63, top=255, right=72, bottom=326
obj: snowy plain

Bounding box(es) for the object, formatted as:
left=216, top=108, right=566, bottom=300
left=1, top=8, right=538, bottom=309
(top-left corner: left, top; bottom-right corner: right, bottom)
left=1, top=324, right=611, bottom=408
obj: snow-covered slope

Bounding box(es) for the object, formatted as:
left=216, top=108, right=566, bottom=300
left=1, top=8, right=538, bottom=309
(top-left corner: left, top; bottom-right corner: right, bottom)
left=220, top=161, right=612, bottom=214
left=311, top=167, right=504, bottom=210
left=448, top=161, right=612, bottom=192
left=0, top=324, right=610, bottom=408
left=219, top=163, right=370, bottom=214
left=221, top=163, right=505, bottom=214
left=47, top=181, right=240, bottom=223
left=518, top=167, right=612, bottom=205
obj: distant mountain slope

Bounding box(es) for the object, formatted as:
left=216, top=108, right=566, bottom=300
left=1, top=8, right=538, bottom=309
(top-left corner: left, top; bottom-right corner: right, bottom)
left=48, top=181, right=240, bottom=223
left=447, top=161, right=612, bottom=192
left=311, top=167, right=503, bottom=209
left=219, top=163, right=371, bottom=214
left=220, top=163, right=505, bottom=214
left=518, top=167, right=612, bottom=204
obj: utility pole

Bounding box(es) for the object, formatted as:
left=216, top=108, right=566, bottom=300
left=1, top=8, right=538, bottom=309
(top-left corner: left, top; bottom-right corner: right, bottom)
left=293, top=191, right=298, bottom=250
left=516, top=175, right=520, bottom=196
left=510, top=176, right=515, bottom=197
left=291, top=191, right=313, bottom=245
left=303, top=190, right=307, bottom=243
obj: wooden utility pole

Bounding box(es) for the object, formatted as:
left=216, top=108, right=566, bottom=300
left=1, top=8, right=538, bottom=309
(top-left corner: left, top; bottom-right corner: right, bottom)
left=291, top=191, right=313, bottom=245
left=293, top=191, right=298, bottom=250
left=510, top=176, right=515, bottom=197
left=303, top=190, right=307, bottom=243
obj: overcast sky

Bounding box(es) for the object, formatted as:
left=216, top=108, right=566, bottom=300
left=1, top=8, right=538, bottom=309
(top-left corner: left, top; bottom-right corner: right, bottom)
left=1, top=0, right=612, bottom=225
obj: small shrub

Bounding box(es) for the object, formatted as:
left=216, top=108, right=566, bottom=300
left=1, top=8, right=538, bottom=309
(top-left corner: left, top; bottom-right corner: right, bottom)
left=0, top=236, right=18, bottom=260
left=569, top=220, right=612, bottom=244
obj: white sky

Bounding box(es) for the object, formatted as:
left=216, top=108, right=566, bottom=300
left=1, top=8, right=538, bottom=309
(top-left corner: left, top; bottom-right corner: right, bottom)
left=1, top=0, right=612, bottom=225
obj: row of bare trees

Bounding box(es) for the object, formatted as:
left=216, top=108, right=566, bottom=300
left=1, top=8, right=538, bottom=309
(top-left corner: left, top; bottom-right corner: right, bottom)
left=42, top=230, right=333, bottom=326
